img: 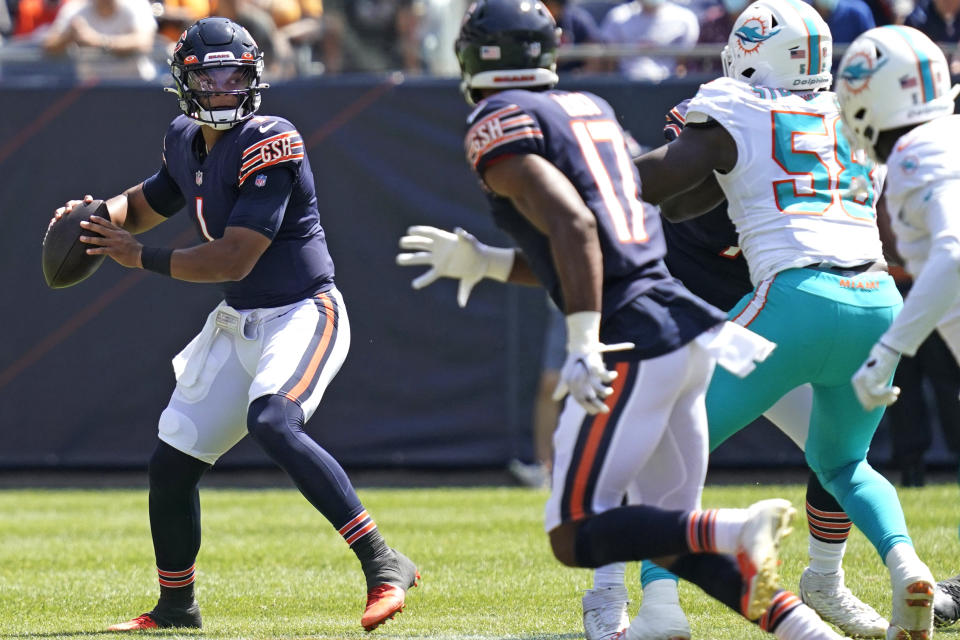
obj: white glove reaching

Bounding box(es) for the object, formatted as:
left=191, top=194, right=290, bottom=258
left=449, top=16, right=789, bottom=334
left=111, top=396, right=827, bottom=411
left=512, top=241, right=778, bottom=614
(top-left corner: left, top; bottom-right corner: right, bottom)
left=851, top=341, right=901, bottom=411
left=396, top=226, right=515, bottom=307
left=552, top=311, right=634, bottom=415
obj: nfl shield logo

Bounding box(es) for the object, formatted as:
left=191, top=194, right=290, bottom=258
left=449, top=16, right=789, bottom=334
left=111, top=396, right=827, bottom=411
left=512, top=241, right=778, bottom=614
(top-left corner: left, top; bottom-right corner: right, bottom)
left=255, top=174, right=267, bottom=187
left=195, top=170, right=203, bottom=185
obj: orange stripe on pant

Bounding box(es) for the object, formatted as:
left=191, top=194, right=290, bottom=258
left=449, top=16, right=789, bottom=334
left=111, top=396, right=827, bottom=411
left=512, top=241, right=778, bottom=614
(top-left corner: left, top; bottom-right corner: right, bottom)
left=566, top=362, right=631, bottom=522
left=282, top=293, right=335, bottom=404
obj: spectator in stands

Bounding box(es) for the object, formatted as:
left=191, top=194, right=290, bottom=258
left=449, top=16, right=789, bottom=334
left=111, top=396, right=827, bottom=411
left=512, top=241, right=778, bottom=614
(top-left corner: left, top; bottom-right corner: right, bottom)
left=864, top=0, right=913, bottom=24
left=0, top=0, right=11, bottom=38
left=12, top=0, right=60, bottom=38
left=42, top=0, right=156, bottom=55
left=688, top=0, right=745, bottom=74
left=153, top=0, right=210, bottom=44
left=907, top=0, right=960, bottom=71
left=599, top=0, right=700, bottom=81
left=543, top=0, right=602, bottom=73
left=321, top=0, right=422, bottom=74
left=211, top=0, right=296, bottom=77
left=811, top=0, right=875, bottom=42
left=269, top=0, right=324, bottom=75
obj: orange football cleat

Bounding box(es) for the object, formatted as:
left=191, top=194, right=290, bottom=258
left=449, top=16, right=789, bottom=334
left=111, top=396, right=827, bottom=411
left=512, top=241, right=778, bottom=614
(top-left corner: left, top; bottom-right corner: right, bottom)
left=107, top=602, right=201, bottom=632
left=107, top=614, right=159, bottom=632
left=361, top=570, right=420, bottom=632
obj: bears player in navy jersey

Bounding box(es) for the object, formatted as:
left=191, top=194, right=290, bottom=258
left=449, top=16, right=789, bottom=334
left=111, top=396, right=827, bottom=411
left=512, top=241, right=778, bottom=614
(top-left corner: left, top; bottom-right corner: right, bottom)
left=398, top=2, right=866, bottom=638
left=49, top=17, right=418, bottom=633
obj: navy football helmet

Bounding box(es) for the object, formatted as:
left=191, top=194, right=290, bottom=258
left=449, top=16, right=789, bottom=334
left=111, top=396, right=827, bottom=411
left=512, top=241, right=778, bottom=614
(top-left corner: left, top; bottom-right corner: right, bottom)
left=455, top=0, right=561, bottom=105
left=167, top=17, right=269, bottom=130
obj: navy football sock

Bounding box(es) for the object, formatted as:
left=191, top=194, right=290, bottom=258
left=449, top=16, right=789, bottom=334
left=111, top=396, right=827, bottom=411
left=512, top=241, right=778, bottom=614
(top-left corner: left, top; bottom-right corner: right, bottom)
left=148, top=441, right=209, bottom=606
left=573, top=505, right=692, bottom=567
left=668, top=553, right=745, bottom=614
left=247, top=394, right=364, bottom=533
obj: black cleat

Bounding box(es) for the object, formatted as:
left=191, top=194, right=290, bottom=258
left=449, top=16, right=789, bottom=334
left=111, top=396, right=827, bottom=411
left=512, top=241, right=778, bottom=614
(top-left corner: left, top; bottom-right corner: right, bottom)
left=108, top=601, right=202, bottom=631
left=935, top=574, right=960, bottom=628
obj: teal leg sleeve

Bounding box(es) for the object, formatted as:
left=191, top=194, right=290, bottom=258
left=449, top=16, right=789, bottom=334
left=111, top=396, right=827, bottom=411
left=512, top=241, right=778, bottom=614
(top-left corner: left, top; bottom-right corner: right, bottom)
left=806, top=383, right=912, bottom=559
left=640, top=560, right=678, bottom=587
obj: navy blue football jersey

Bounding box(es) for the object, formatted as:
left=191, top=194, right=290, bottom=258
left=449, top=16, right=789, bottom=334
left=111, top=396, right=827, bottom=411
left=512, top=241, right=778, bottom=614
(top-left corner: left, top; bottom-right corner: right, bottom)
left=142, top=114, right=335, bottom=310
left=465, top=89, right=724, bottom=358
left=660, top=99, right=752, bottom=311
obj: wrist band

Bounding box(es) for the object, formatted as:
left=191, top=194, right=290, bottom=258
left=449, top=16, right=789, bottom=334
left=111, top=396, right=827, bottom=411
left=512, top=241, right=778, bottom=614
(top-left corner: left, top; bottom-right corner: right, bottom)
left=141, top=247, right=173, bottom=276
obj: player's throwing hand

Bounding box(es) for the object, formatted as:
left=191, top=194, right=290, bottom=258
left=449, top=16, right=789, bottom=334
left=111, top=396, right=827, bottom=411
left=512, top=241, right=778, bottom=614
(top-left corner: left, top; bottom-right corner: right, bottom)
left=80, top=214, right=142, bottom=268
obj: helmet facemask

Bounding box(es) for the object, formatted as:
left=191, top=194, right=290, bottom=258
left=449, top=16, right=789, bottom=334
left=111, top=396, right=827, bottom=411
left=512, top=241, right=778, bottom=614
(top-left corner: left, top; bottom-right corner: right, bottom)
left=171, top=60, right=265, bottom=130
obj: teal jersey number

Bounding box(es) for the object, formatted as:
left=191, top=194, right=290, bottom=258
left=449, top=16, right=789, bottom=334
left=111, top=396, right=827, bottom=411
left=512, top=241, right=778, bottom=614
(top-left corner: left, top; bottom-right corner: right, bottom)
left=771, top=110, right=875, bottom=220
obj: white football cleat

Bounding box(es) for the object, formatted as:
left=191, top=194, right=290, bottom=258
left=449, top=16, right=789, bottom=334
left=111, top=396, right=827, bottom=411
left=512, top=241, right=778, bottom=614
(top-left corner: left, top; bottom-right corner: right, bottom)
left=623, top=580, right=690, bottom=640
left=583, top=585, right=629, bottom=640
left=799, top=568, right=888, bottom=638
left=887, top=563, right=934, bottom=640
left=737, top=498, right=796, bottom=620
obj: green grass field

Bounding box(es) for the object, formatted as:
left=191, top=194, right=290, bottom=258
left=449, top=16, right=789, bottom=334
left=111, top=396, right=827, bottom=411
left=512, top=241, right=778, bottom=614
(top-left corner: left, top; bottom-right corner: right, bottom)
left=0, top=482, right=958, bottom=640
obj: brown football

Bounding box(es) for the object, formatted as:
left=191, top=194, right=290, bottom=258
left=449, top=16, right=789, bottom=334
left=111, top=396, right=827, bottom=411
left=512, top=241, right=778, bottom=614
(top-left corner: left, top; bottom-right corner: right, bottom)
left=42, top=199, right=109, bottom=289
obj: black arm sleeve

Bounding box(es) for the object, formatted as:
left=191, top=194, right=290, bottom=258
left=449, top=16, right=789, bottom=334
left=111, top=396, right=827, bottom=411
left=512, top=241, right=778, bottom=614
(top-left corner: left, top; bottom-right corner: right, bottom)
left=142, top=163, right=186, bottom=217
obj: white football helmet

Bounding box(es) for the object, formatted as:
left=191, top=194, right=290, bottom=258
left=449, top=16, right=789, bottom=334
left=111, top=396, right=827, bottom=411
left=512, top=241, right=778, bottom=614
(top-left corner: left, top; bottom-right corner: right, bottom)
left=722, top=0, right=832, bottom=91
left=837, top=25, right=959, bottom=159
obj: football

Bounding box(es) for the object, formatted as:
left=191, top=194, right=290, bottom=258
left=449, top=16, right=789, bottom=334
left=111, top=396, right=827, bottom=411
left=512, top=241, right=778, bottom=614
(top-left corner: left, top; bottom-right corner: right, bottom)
left=42, top=199, right=109, bottom=289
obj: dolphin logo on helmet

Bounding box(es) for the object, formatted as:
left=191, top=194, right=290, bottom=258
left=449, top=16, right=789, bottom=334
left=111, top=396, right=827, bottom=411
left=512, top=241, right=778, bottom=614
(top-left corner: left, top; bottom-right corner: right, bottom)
left=734, top=22, right=782, bottom=53
left=839, top=54, right=888, bottom=94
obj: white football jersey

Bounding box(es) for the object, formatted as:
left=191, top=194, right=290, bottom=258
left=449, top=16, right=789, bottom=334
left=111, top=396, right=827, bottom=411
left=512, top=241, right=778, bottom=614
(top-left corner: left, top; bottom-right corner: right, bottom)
left=686, top=77, right=884, bottom=285
left=884, top=115, right=960, bottom=278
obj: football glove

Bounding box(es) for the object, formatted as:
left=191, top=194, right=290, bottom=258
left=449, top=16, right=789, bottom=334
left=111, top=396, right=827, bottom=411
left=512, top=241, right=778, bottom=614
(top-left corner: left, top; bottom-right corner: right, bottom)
left=396, top=226, right=515, bottom=308
left=552, top=311, right=634, bottom=415
left=852, top=341, right=901, bottom=411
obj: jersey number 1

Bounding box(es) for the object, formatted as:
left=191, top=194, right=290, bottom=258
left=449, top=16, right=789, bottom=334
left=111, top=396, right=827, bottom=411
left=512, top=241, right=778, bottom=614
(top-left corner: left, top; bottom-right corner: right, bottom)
left=571, top=120, right=648, bottom=244
left=194, top=197, right=215, bottom=242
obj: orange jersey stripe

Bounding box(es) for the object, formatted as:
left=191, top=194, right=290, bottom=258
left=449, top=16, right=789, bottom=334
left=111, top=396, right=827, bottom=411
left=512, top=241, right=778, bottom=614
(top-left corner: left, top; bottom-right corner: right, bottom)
left=239, top=153, right=305, bottom=185
left=471, top=129, right=543, bottom=169
left=240, top=140, right=304, bottom=172
left=241, top=131, right=302, bottom=159
left=282, top=293, right=335, bottom=403
left=567, top=362, right=630, bottom=522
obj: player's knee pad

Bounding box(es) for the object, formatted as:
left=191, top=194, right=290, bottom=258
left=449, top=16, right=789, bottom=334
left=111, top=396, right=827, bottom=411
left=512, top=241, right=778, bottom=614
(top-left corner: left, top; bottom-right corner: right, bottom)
left=246, top=394, right=305, bottom=451
left=148, top=440, right=210, bottom=498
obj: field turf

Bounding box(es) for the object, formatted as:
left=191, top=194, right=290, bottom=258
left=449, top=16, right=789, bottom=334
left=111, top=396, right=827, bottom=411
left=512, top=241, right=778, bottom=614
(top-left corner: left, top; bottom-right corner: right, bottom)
left=0, top=482, right=958, bottom=639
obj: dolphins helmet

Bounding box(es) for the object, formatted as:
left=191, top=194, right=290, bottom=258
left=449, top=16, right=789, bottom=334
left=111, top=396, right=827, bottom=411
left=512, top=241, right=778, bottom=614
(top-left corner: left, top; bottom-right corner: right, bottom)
left=722, top=0, right=833, bottom=91
left=837, top=25, right=958, bottom=158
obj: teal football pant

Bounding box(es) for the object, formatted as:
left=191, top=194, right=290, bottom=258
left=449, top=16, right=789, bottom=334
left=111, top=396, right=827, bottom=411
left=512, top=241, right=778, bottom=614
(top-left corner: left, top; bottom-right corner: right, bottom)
left=708, top=267, right=908, bottom=558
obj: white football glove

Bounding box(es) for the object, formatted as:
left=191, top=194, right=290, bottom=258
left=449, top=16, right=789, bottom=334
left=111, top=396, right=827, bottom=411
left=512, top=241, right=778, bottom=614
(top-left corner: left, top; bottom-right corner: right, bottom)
left=552, top=311, right=634, bottom=415
left=851, top=341, right=902, bottom=411
left=396, top=226, right=515, bottom=307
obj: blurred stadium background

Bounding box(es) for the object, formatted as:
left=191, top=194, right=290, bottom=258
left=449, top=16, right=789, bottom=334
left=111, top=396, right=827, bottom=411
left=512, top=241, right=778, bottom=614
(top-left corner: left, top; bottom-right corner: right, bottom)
left=1, top=0, right=958, bottom=481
